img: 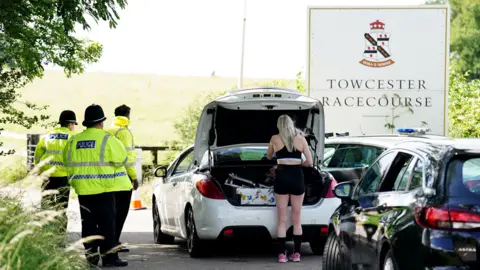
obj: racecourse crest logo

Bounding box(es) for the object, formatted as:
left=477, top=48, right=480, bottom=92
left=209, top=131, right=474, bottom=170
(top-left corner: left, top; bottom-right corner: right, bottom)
left=359, top=20, right=395, bottom=68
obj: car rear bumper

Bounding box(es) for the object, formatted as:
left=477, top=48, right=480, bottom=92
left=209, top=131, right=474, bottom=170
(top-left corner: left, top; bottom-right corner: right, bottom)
left=192, top=197, right=341, bottom=240
left=422, top=230, right=479, bottom=269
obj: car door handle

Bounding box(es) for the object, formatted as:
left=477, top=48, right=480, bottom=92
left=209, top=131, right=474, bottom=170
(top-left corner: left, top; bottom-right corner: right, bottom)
left=172, top=182, right=178, bottom=187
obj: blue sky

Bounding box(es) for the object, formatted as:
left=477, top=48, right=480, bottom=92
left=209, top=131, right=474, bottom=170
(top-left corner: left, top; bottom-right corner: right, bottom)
left=68, top=0, right=425, bottom=78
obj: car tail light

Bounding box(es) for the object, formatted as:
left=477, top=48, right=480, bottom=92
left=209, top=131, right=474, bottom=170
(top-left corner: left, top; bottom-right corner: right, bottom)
left=414, top=206, right=480, bottom=231
left=325, top=175, right=338, bottom=198
left=195, top=177, right=225, bottom=200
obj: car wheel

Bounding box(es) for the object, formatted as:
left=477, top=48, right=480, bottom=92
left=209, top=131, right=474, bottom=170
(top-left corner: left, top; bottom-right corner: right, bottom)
left=383, top=250, right=398, bottom=270
left=153, top=199, right=175, bottom=244
left=186, top=208, right=210, bottom=258
left=322, top=232, right=352, bottom=270
left=309, top=237, right=326, bottom=255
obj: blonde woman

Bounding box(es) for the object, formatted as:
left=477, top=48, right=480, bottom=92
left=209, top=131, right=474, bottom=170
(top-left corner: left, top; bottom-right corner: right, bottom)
left=266, top=114, right=313, bottom=263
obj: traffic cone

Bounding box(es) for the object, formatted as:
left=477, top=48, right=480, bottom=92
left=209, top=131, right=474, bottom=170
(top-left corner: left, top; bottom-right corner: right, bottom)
left=131, top=190, right=147, bottom=210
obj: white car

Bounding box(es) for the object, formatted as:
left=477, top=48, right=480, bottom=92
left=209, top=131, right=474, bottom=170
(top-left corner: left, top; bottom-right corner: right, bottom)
left=151, top=87, right=341, bottom=257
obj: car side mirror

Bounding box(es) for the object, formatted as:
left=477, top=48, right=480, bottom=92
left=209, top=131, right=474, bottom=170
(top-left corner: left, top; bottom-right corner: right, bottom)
left=333, top=181, right=355, bottom=199
left=154, top=166, right=167, bottom=178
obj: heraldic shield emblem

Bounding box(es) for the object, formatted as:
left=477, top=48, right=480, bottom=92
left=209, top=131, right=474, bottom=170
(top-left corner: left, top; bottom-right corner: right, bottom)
left=360, top=20, right=395, bottom=68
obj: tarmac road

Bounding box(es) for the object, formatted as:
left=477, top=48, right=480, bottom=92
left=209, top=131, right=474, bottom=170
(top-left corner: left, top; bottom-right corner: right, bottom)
left=66, top=199, right=323, bottom=270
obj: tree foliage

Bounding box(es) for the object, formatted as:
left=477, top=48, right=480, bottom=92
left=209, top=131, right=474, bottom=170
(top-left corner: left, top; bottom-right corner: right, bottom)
left=0, top=0, right=127, bottom=155
left=448, top=60, right=480, bottom=137
left=427, top=0, right=480, bottom=79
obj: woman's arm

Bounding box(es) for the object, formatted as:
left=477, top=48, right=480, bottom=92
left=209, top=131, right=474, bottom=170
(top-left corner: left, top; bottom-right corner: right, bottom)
left=266, top=136, right=275, bottom=160
left=301, top=136, right=313, bottom=167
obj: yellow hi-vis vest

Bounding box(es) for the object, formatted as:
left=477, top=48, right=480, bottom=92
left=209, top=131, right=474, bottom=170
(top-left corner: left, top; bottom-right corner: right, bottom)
left=107, top=116, right=138, bottom=181
left=63, top=128, right=132, bottom=196
left=34, top=127, right=75, bottom=177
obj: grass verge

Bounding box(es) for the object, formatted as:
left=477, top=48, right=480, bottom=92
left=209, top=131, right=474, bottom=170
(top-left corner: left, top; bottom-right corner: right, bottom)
left=0, top=195, right=87, bottom=269
left=0, top=162, right=88, bottom=269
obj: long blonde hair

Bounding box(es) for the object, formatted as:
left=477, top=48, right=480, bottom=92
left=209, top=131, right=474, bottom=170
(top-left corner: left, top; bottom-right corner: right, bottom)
left=277, top=114, right=298, bottom=152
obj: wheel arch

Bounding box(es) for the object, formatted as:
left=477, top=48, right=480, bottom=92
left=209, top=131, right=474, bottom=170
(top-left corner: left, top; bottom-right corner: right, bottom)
left=379, top=238, right=391, bottom=269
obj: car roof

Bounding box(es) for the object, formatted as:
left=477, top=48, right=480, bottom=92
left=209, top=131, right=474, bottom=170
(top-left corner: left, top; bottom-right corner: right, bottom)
left=325, top=134, right=480, bottom=153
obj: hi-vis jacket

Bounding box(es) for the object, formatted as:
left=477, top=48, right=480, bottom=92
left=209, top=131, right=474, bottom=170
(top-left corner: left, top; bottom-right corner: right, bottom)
left=107, top=116, right=138, bottom=181
left=63, top=128, right=133, bottom=195
left=34, top=127, right=75, bottom=177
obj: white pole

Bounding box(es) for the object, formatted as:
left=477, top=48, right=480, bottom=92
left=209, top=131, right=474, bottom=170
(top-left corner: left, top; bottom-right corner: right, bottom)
left=238, top=0, right=247, bottom=89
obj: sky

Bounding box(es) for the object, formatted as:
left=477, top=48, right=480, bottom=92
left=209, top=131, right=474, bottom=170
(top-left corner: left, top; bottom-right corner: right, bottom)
left=65, top=0, right=426, bottom=79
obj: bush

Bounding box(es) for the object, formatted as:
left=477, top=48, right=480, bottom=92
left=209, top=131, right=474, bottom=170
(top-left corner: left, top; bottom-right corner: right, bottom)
left=448, top=60, right=480, bottom=137
left=0, top=156, right=28, bottom=185
left=0, top=195, right=87, bottom=269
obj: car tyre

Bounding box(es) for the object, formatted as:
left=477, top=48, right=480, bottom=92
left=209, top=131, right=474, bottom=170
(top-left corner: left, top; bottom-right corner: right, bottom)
left=186, top=208, right=210, bottom=258
left=322, top=231, right=352, bottom=270
left=383, top=249, right=398, bottom=270
left=309, top=237, right=326, bottom=255
left=153, top=198, right=175, bottom=244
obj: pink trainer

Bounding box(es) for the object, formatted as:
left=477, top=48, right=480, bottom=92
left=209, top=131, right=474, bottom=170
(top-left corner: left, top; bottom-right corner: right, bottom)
left=278, top=253, right=288, bottom=263
left=289, top=252, right=301, bottom=262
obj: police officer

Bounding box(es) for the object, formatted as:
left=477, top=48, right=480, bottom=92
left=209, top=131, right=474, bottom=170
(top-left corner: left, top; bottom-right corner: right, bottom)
left=63, top=104, right=129, bottom=267
left=35, top=110, right=77, bottom=219
left=107, top=104, right=139, bottom=253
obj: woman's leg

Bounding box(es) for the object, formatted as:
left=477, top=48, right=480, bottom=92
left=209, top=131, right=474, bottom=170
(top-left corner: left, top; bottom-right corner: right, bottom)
left=275, top=193, right=289, bottom=257
left=290, top=193, right=305, bottom=255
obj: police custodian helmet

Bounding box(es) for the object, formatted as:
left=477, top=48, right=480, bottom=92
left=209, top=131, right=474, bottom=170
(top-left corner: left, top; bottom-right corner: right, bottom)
left=59, top=110, right=78, bottom=125
left=82, top=104, right=107, bottom=127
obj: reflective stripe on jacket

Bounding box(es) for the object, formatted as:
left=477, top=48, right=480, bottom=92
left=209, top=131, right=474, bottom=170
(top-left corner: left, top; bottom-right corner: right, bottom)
left=63, top=128, right=132, bottom=195
left=34, top=127, right=75, bottom=177
left=107, top=116, right=138, bottom=181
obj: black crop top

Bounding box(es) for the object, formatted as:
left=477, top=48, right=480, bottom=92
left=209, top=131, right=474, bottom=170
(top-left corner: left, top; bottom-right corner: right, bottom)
left=275, top=146, right=302, bottom=159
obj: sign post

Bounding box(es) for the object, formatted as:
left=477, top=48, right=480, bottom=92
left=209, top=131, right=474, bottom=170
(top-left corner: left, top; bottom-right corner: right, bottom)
left=306, top=5, right=450, bottom=136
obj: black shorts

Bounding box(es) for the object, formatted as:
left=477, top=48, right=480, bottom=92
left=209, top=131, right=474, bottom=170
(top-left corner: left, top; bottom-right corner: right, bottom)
left=274, top=165, right=305, bottom=195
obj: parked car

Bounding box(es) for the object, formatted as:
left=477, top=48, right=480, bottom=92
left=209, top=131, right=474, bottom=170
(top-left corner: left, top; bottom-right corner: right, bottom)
left=322, top=133, right=480, bottom=270
left=322, top=135, right=420, bottom=183
left=151, top=87, right=342, bottom=257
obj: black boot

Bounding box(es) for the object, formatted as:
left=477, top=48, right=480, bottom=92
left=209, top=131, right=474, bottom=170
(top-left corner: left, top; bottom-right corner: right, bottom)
left=102, top=254, right=128, bottom=267
left=85, top=253, right=100, bottom=267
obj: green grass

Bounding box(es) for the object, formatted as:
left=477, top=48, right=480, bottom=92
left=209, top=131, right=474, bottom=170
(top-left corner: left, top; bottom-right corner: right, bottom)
left=5, top=71, right=296, bottom=146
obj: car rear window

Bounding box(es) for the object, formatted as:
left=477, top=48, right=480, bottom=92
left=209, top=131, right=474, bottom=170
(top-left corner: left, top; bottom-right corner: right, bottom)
left=446, top=156, right=480, bottom=197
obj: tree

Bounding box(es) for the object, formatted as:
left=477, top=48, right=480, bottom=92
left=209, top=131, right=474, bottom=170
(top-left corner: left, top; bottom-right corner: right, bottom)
left=427, top=0, right=480, bottom=79
left=448, top=59, right=480, bottom=137
left=0, top=0, right=127, bottom=155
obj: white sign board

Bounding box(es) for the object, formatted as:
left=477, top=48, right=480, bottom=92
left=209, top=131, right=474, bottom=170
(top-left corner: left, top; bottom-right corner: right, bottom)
left=306, top=6, right=450, bottom=135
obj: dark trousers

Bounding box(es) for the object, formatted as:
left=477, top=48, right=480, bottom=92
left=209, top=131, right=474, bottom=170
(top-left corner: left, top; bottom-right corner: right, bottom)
left=41, top=176, right=70, bottom=209
left=41, top=176, right=70, bottom=231
left=115, top=190, right=132, bottom=245
left=78, top=192, right=117, bottom=256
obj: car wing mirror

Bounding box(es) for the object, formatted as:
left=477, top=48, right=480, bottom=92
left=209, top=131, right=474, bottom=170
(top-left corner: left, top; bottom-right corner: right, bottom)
left=333, top=181, right=355, bottom=200
left=154, top=166, right=167, bottom=180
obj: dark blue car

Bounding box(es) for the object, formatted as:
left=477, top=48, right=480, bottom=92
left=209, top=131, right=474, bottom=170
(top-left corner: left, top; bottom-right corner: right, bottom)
left=323, top=136, right=480, bottom=270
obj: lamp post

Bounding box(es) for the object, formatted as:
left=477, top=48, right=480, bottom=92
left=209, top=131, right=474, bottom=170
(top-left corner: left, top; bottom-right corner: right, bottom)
left=238, top=0, right=247, bottom=89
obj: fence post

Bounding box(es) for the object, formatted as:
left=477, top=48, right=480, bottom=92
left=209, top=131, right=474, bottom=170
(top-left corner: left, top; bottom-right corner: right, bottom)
left=26, top=133, right=41, bottom=169
left=135, top=148, right=143, bottom=185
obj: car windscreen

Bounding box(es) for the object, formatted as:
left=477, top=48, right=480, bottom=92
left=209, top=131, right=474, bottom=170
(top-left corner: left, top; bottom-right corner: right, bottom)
left=446, top=156, right=480, bottom=198
left=325, top=145, right=383, bottom=168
